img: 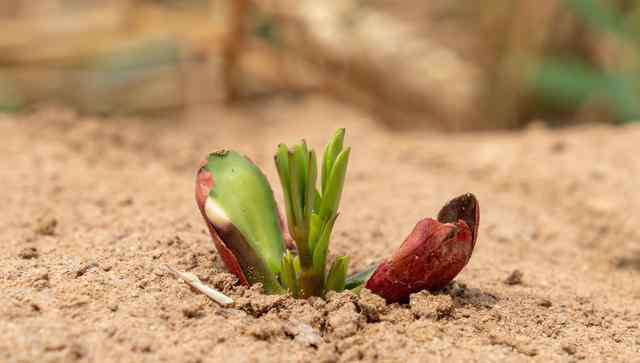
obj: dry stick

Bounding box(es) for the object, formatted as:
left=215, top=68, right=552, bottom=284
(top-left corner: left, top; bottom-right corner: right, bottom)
left=164, top=265, right=233, bottom=306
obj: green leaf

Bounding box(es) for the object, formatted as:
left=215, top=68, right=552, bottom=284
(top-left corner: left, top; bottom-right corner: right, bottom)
left=321, top=143, right=332, bottom=194
left=322, top=128, right=345, bottom=194
left=293, top=254, right=301, bottom=277
left=308, top=213, right=322, bottom=254
left=275, top=144, right=295, bottom=234
left=293, top=143, right=309, bottom=192
left=345, top=264, right=377, bottom=290
left=313, top=191, right=322, bottom=214
left=325, top=256, right=349, bottom=292
left=304, top=150, right=318, bottom=222
left=280, top=251, right=299, bottom=297
left=205, top=150, right=285, bottom=293
left=312, top=213, right=339, bottom=279
left=301, top=140, right=309, bottom=174
left=289, top=148, right=305, bottom=237
left=319, top=147, right=350, bottom=222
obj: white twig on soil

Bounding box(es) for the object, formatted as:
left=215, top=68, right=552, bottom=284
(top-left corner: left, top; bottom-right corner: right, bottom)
left=164, top=264, right=233, bottom=306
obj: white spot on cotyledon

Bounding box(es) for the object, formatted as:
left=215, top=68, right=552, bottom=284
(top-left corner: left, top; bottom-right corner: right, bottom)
left=205, top=197, right=231, bottom=226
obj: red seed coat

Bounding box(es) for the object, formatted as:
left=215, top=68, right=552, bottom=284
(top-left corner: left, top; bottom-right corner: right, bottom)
left=365, top=194, right=479, bottom=303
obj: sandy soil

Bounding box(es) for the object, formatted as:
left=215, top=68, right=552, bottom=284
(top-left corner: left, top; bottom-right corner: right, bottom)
left=2, top=96, right=640, bottom=362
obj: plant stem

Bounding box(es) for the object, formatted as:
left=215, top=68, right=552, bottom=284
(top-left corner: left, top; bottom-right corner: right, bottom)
left=296, top=244, right=323, bottom=297
left=299, top=268, right=323, bottom=298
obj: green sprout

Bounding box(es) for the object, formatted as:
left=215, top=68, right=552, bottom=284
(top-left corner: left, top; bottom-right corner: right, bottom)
left=196, top=129, right=351, bottom=298
left=274, top=129, right=351, bottom=297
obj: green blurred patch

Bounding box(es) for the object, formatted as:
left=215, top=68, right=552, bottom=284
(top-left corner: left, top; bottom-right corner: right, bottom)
left=0, top=75, right=24, bottom=114
left=533, top=58, right=640, bottom=121
left=532, top=0, right=640, bottom=124
left=251, top=10, right=280, bottom=47
left=566, top=0, right=629, bottom=37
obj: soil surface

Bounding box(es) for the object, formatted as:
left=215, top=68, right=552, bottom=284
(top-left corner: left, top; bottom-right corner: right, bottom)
left=2, top=97, right=640, bottom=362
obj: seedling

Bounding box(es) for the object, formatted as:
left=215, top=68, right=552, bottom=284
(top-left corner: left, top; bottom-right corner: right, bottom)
left=274, top=129, right=350, bottom=297
left=195, top=129, right=479, bottom=302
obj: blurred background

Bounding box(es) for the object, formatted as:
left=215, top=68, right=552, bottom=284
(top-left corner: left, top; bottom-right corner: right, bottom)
left=1, top=0, right=639, bottom=130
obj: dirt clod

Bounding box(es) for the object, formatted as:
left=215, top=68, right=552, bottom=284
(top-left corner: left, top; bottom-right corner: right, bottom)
left=326, top=299, right=363, bottom=339
left=504, top=269, right=524, bottom=285
left=18, top=246, right=38, bottom=259
left=246, top=319, right=285, bottom=340
left=208, top=272, right=239, bottom=293
left=562, top=342, right=577, bottom=355
left=285, top=322, right=322, bottom=347
left=356, top=288, right=387, bottom=321
left=181, top=302, right=206, bottom=319
left=29, top=269, right=50, bottom=289
left=75, top=261, right=98, bottom=277
left=538, top=298, right=553, bottom=308
left=35, top=217, right=58, bottom=236
left=410, top=291, right=455, bottom=319
left=235, top=287, right=288, bottom=317
left=489, top=333, right=538, bottom=357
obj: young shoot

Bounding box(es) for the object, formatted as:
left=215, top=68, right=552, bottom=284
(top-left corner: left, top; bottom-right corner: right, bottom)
left=274, top=129, right=351, bottom=297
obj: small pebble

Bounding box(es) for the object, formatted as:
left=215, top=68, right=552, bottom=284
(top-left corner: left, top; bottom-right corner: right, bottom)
left=538, top=298, right=552, bottom=308
left=76, top=261, right=98, bottom=277
left=562, top=343, right=577, bottom=355
left=410, top=291, right=455, bottom=320
left=504, top=270, right=523, bottom=285
left=286, top=322, right=322, bottom=347
left=18, top=247, right=38, bottom=259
